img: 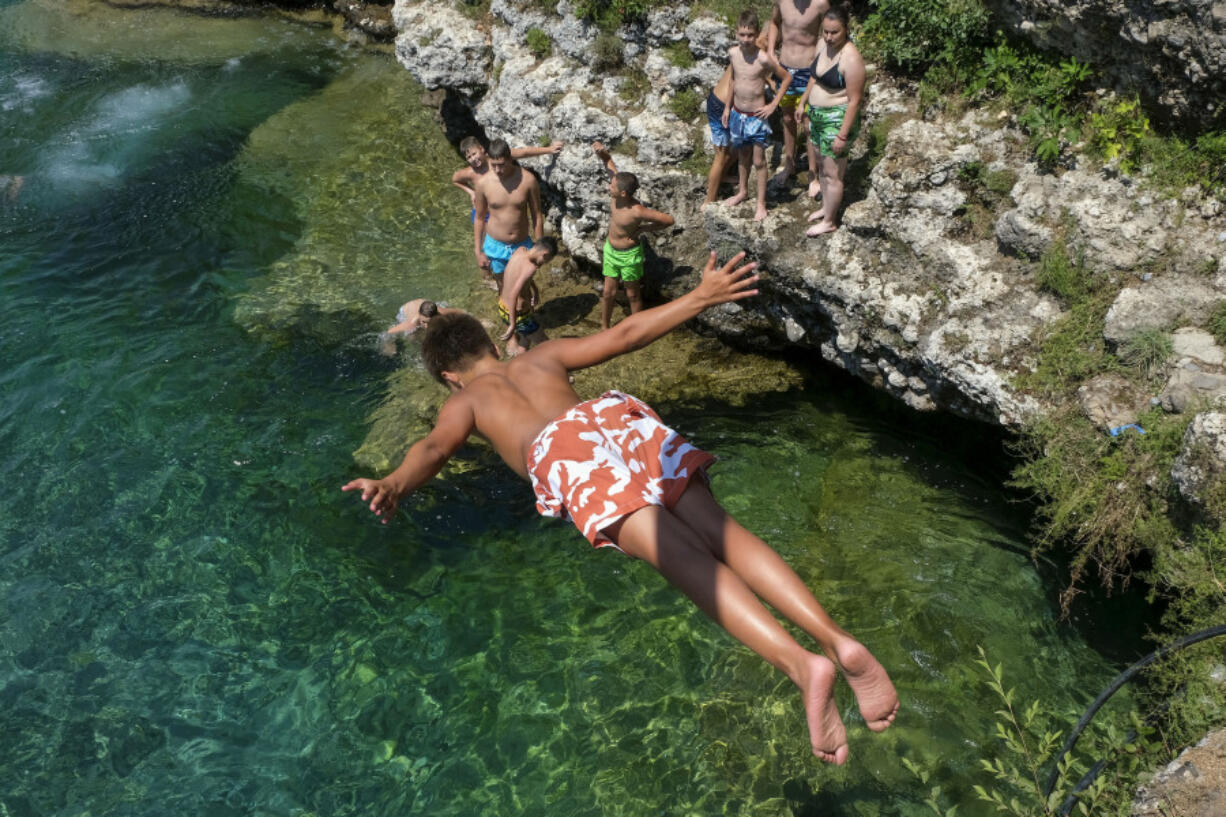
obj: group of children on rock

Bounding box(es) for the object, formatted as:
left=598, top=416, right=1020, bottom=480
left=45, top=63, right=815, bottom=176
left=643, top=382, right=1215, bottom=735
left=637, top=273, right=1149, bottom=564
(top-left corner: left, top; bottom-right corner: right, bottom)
left=389, top=2, right=864, bottom=354
left=355, top=2, right=896, bottom=766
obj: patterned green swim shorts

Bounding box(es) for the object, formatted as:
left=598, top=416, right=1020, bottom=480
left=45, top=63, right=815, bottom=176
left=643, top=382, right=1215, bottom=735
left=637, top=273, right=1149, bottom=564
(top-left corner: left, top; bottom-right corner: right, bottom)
left=808, top=105, right=861, bottom=157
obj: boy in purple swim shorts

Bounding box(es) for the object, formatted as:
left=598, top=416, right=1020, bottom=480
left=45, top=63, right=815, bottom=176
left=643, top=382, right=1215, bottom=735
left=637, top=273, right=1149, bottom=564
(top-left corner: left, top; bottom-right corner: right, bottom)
left=720, top=10, right=791, bottom=222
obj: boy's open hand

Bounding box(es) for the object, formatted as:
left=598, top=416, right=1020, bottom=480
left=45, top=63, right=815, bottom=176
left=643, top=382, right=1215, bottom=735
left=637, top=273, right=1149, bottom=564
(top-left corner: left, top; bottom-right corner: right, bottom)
left=342, top=478, right=402, bottom=524
left=591, top=141, right=609, bottom=158
left=695, top=251, right=759, bottom=307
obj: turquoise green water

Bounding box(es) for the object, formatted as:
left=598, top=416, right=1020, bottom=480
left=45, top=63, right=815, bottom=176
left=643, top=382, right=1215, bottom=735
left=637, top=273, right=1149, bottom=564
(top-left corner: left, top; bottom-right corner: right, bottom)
left=0, top=4, right=1139, bottom=815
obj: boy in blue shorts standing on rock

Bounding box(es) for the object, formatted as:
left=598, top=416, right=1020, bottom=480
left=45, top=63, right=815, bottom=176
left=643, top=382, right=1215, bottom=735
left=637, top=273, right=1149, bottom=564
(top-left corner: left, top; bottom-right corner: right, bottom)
left=473, top=139, right=544, bottom=297
left=721, top=10, right=792, bottom=222
left=592, top=142, right=676, bottom=329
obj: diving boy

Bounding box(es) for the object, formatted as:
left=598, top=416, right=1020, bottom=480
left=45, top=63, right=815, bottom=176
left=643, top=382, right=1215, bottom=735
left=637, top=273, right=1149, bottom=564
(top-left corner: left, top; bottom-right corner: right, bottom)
left=473, top=140, right=545, bottom=296
left=498, top=237, right=558, bottom=356
left=592, top=142, right=675, bottom=329
left=721, top=10, right=793, bottom=222
left=342, top=251, right=899, bottom=764
left=385, top=298, right=463, bottom=337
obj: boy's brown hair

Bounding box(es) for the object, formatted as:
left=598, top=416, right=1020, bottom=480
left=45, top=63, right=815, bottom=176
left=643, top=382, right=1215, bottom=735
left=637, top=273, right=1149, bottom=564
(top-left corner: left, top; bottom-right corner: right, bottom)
left=613, top=171, right=639, bottom=196
left=421, top=313, right=497, bottom=383
left=737, top=9, right=760, bottom=32
left=487, top=139, right=511, bottom=160
left=459, top=136, right=482, bottom=153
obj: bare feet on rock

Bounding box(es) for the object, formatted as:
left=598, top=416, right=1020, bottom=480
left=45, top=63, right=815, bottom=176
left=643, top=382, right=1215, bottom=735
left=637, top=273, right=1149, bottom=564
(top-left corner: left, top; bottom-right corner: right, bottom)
left=834, top=640, right=899, bottom=732
left=806, top=220, right=837, bottom=237
left=807, top=209, right=826, bottom=223
left=796, top=653, right=849, bottom=764
left=723, top=191, right=747, bottom=207
left=753, top=205, right=768, bottom=222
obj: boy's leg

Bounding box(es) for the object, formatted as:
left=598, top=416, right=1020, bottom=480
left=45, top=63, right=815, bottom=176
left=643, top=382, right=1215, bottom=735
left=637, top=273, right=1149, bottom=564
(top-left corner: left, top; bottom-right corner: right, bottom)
left=752, top=143, right=768, bottom=222
left=600, top=275, right=619, bottom=329
left=607, top=504, right=850, bottom=764
left=774, top=108, right=798, bottom=185
left=723, top=145, right=750, bottom=206
left=624, top=280, right=644, bottom=314
left=705, top=145, right=730, bottom=204
left=671, top=480, right=899, bottom=731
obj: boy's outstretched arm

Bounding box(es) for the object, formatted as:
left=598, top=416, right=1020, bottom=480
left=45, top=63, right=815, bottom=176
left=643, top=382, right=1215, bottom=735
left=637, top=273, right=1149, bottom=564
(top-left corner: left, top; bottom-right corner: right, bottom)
left=534, top=251, right=758, bottom=372
left=511, top=141, right=564, bottom=159
left=342, top=398, right=476, bottom=523
left=633, top=205, right=676, bottom=234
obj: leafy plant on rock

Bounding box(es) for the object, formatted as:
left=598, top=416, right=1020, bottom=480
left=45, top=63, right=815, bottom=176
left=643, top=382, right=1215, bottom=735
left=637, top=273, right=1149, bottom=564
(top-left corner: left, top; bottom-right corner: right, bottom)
left=526, top=27, right=552, bottom=59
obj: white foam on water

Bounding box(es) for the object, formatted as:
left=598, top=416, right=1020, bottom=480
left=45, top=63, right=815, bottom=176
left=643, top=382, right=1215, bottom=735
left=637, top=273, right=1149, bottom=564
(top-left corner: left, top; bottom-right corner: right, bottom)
left=0, top=73, right=51, bottom=111
left=40, top=80, right=193, bottom=189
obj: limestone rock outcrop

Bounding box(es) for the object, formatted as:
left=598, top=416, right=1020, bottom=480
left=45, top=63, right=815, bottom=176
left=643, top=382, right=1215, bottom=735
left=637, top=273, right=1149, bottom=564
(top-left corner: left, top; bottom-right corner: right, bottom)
left=391, top=0, right=1226, bottom=432
left=983, top=0, right=1226, bottom=129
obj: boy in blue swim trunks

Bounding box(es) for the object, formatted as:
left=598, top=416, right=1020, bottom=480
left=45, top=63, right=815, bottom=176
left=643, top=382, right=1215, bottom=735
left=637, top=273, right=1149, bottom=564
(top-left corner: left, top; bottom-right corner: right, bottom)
left=720, top=10, right=792, bottom=222
left=498, top=236, right=558, bottom=356
left=473, top=139, right=545, bottom=297
left=592, top=142, right=676, bottom=329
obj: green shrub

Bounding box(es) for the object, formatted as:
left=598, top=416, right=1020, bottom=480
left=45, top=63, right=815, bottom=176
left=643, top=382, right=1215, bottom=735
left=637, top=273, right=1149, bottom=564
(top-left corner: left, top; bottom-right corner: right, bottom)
left=1207, top=302, right=1226, bottom=345
left=667, top=88, right=701, bottom=120
left=1119, top=328, right=1173, bottom=379
left=573, top=0, right=655, bottom=29
left=592, top=32, right=624, bottom=71
left=664, top=39, right=695, bottom=69
left=906, top=647, right=1162, bottom=817
left=1087, top=97, right=1151, bottom=173
left=526, top=27, right=552, bottom=59
left=860, top=0, right=990, bottom=74
left=1144, top=130, right=1226, bottom=199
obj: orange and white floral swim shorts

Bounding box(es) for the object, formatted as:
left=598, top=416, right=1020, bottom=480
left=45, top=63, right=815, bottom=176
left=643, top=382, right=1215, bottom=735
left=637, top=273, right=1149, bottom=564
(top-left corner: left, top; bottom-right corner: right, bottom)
left=526, top=391, right=716, bottom=549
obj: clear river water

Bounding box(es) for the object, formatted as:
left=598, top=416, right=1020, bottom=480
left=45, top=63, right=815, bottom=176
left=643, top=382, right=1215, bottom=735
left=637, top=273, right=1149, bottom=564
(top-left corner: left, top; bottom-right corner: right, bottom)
left=0, top=2, right=1145, bottom=815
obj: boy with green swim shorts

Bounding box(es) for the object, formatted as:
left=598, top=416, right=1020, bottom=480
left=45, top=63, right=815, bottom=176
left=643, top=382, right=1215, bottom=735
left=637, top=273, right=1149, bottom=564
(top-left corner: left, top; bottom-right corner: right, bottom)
left=592, top=142, right=676, bottom=330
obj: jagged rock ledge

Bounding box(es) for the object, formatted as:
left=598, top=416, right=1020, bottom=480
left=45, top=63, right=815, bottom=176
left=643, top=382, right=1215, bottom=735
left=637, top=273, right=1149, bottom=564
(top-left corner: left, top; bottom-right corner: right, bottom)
left=392, top=0, right=1226, bottom=490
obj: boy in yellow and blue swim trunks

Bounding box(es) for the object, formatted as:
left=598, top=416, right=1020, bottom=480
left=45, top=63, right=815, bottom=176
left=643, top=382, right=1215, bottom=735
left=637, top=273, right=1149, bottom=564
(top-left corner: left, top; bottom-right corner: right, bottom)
left=498, top=237, right=558, bottom=356
left=592, top=142, right=676, bottom=330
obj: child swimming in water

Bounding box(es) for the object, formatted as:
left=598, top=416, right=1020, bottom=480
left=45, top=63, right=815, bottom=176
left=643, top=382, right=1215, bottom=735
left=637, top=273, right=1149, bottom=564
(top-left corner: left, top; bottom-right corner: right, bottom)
left=343, top=250, right=899, bottom=764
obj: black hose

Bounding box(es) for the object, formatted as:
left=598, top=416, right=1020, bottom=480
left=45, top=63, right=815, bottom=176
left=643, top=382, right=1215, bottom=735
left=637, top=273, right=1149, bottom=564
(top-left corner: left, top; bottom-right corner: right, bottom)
left=1042, top=623, right=1226, bottom=804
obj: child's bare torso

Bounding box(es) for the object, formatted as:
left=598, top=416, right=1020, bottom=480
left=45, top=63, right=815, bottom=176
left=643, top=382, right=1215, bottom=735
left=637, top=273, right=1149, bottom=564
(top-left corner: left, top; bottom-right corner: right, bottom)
left=608, top=200, right=648, bottom=250
left=479, top=169, right=534, bottom=243
left=451, top=352, right=582, bottom=478
left=729, top=46, right=772, bottom=111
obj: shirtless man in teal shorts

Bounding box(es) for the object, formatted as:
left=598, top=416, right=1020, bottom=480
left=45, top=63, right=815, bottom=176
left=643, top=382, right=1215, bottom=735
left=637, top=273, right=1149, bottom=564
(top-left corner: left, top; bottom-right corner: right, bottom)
left=473, top=139, right=544, bottom=297
left=592, top=142, right=675, bottom=329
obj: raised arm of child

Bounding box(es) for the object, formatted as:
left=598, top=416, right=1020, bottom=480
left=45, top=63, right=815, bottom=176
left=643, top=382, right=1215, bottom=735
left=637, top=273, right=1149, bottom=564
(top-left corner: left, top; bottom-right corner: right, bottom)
left=511, top=140, right=564, bottom=159
left=537, top=252, right=758, bottom=373
left=592, top=141, right=617, bottom=177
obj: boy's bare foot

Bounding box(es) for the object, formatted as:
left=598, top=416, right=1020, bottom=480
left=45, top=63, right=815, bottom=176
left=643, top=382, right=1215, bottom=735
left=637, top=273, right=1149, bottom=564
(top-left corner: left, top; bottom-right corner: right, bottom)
left=797, top=653, right=849, bottom=764
left=807, top=209, right=826, bottom=222
left=806, top=220, right=837, bottom=237
left=753, top=205, right=768, bottom=222
left=834, top=640, right=899, bottom=732
left=723, top=191, right=747, bottom=207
